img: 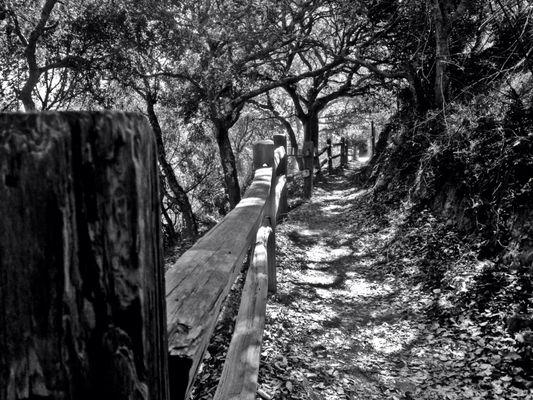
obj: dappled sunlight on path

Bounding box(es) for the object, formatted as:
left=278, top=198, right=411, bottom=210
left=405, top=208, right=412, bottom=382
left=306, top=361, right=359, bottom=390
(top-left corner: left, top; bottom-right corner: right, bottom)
left=257, top=167, right=509, bottom=400
left=258, top=170, right=429, bottom=399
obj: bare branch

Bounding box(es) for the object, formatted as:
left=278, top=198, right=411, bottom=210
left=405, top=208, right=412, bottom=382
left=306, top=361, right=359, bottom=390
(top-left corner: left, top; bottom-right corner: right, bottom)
left=7, top=9, right=28, bottom=46
left=232, top=57, right=345, bottom=106
left=344, top=56, right=406, bottom=79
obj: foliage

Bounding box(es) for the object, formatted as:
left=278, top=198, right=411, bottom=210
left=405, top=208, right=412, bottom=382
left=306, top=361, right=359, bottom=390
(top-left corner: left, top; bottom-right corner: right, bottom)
left=0, top=0, right=120, bottom=110
left=191, top=170, right=533, bottom=399
left=403, top=76, right=533, bottom=245
left=2, top=1, right=533, bottom=397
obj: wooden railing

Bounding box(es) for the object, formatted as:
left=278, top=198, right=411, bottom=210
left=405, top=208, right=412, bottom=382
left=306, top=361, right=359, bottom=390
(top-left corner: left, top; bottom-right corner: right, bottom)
left=287, top=137, right=349, bottom=198
left=1, top=112, right=365, bottom=400
left=0, top=112, right=288, bottom=400
left=165, top=135, right=287, bottom=399
left=317, top=137, right=349, bottom=174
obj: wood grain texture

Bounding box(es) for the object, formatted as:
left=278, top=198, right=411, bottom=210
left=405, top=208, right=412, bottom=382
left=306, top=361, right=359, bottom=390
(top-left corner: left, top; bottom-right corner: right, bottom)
left=0, top=112, right=168, bottom=400
left=165, top=167, right=272, bottom=400
left=273, top=135, right=287, bottom=177
left=273, top=147, right=286, bottom=177
left=213, top=225, right=271, bottom=400
left=274, top=176, right=288, bottom=221
left=267, top=145, right=278, bottom=294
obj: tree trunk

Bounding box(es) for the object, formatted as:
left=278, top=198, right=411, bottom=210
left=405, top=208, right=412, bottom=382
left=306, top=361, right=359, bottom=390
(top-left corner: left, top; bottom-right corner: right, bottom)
left=276, top=116, right=303, bottom=170
left=302, top=110, right=318, bottom=145
left=0, top=112, right=169, bottom=400
left=19, top=44, right=40, bottom=111
left=19, top=72, right=39, bottom=111
left=160, top=175, right=181, bottom=247
left=405, top=62, right=428, bottom=114
left=214, top=120, right=241, bottom=209
left=302, top=110, right=320, bottom=168
left=303, top=141, right=314, bottom=198
left=16, top=0, right=59, bottom=111
left=146, top=97, right=198, bottom=238
left=162, top=203, right=180, bottom=246
left=434, top=0, right=451, bottom=108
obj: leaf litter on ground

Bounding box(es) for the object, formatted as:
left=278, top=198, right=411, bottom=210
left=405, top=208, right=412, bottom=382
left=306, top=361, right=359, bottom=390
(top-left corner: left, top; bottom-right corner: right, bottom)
left=186, top=164, right=533, bottom=400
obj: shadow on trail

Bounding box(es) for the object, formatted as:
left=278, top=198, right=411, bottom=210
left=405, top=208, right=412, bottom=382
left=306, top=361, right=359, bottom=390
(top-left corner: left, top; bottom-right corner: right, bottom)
left=259, top=165, right=444, bottom=399
left=258, top=164, right=495, bottom=400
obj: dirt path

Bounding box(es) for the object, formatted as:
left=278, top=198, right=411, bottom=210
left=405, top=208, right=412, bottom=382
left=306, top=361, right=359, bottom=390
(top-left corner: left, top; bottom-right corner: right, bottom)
left=191, top=163, right=531, bottom=400
left=256, top=166, right=530, bottom=400
left=258, top=167, right=423, bottom=399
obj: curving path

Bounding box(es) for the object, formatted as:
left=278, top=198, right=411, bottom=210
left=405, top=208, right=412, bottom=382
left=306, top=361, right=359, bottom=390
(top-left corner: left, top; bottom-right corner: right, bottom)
left=257, top=164, right=502, bottom=400
left=192, top=161, right=528, bottom=400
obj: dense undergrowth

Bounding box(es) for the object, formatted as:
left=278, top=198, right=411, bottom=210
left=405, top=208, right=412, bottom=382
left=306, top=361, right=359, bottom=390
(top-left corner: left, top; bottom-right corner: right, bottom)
left=361, top=70, right=533, bottom=382
left=383, top=205, right=533, bottom=392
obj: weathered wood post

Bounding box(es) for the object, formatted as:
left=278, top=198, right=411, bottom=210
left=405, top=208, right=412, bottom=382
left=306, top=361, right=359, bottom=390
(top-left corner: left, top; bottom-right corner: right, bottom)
left=0, top=112, right=168, bottom=400
left=273, top=134, right=288, bottom=221
left=253, top=140, right=274, bottom=171
left=302, top=141, right=314, bottom=199
left=212, top=225, right=270, bottom=400
left=326, top=138, right=333, bottom=173
left=340, top=137, right=347, bottom=167
left=253, top=140, right=276, bottom=293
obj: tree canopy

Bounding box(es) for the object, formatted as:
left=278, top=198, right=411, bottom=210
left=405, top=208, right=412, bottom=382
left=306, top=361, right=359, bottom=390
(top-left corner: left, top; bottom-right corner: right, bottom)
left=1, top=0, right=531, bottom=242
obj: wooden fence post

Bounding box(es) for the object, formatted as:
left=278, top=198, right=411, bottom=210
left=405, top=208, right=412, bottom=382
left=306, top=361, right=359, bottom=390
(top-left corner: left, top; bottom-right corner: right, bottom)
left=253, top=139, right=274, bottom=170
left=253, top=140, right=276, bottom=293
left=0, top=112, right=168, bottom=400
left=326, top=138, right=333, bottom=173
left=340, top=137, right=347, bottom=167
left=302, top=141, right=314, bottom=199
left=273, top=134, right=288, bottom=221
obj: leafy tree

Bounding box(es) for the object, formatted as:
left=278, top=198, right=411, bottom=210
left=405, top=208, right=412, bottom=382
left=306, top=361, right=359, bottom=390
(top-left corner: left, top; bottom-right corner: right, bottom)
left=249, top=91, right=304, bottom=168
left=261, top=0, right=394, bottom=161
left=351, top=0, right=501, bottom=112
left=94, top=0, right=201, bottom=237
left=1, top=0, right=112, bottom=110
left=162, top=0, right=349, bottom=208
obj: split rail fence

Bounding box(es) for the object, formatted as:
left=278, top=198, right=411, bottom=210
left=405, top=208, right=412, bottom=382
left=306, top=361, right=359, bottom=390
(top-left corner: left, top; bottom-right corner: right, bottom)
left=287, top=137, right=350, bottom=198
left=0, top=112, right=287, bottom=400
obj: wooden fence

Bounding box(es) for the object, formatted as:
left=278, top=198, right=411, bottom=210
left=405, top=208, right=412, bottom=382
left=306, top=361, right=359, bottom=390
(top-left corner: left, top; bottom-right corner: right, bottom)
left=166, top=135, right=288, bottom=399
left=0, top=112, right=287, bottom=400
left=0, top=112, right=168, bottom=400
left=287, top=137, right=350, bottom=198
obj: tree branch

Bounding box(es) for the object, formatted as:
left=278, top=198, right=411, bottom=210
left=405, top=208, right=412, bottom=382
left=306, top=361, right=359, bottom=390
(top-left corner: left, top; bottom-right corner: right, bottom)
left=232, top=57, right=344, bottom=106
left=7, top=10, right=28, bottom=46
left=344, top=56, right=406, bottom=79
